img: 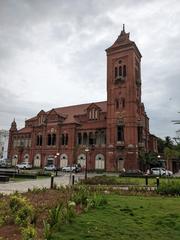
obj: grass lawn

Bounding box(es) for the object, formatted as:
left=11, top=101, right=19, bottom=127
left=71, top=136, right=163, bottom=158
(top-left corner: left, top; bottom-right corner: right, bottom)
left=84, top=175, right=180, bottom=187
left=53, top=194, right=180, bottom=240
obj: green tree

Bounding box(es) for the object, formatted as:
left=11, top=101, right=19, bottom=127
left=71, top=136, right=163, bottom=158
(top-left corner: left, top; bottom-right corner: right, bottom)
left=139, top=151, right=159, bottom=171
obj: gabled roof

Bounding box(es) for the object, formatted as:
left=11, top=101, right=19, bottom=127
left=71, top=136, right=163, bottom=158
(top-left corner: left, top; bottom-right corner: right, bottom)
left=54, top=101, right=107, bottom=124
left=25, top=101, right=107, bottom=125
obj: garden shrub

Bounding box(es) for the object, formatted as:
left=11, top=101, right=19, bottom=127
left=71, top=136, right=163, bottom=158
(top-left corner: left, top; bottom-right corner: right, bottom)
left=15, top=205, right=34, bottom=226
left=71, top=185, right=90, bottom=205
left=21, top=225, right=37, bottom=240
left=157, top=181, right=180, bottom=196
left=9, top=194, right=27, bottom=213
left=9, top=194, right=35, bottom=226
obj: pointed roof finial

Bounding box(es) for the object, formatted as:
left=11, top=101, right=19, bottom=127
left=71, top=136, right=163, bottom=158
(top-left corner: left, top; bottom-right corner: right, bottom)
left=123, top=24, right=125, bottom=32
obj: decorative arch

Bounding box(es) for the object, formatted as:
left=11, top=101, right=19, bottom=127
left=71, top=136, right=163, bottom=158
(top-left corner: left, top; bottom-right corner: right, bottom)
left=12, top=154, right=18, bottom=166
left=34, top=154, right=41, bottom=167
left=23, top=153, right=29, bottom=163
left=77, top=153, right=86, bottom=167
left=95, top=154, right=105, bottom=169
left=60, top=153, right=68, bottom=168
left=117, top=156, right=124, bottom=171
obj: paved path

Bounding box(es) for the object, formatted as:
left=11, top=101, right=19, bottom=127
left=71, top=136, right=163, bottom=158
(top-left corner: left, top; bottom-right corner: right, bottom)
left=0, top=175, right=70, bottom=195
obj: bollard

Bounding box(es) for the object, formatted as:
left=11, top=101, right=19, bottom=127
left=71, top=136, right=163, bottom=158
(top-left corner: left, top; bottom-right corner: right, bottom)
left=55, top=169, right=58, bottom=177
left=72, top=174, right=75, bottom=185
left=156, top=177, right=160, bottom=188
left=145, top=175, right=148, bottom=186
left=50, top=174, right=54, bottom=189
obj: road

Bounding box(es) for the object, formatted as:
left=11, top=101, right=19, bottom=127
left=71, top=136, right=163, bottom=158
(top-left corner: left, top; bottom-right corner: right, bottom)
left=0, top=174, right=72, bottom=195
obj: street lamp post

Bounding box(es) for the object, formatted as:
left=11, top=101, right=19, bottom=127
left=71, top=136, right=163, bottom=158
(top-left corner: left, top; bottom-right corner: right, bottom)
left=85, top=147, right=89, bottom=180
left=55, top=152, right=60, bottom=176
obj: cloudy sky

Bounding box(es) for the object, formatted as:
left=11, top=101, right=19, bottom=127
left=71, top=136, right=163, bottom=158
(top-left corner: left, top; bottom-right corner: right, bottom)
left=0, top=0, right=180, bottom=139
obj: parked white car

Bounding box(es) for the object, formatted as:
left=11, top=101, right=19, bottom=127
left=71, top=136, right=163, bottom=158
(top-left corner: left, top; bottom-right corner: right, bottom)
left=62, top=164, right=81, bottom=173
left=62, top=165, right=76, bottom=172
left=16, top=162, right=32, bottom=169
left=151, top=168, right=173, bottom=176
left=44, top=164, right=56, bottom=171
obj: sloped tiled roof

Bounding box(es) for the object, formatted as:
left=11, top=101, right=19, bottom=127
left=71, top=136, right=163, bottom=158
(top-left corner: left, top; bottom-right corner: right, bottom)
left=25, top=101, right=107, bottom=125
left=18, top=127, right=32, bottom=133
left=54, top=101, right=107, bottom=124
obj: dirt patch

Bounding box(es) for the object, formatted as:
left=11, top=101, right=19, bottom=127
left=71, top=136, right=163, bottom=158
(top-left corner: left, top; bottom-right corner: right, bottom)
left=0, top=188, right=72, bottom=240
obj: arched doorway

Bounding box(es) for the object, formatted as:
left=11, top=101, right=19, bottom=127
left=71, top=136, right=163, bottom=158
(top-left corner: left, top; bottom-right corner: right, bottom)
left=77, top=153, right=86, bottom=167
left=95, top=154, right=105, bottom=169
left=23, top=154, right=29, bottom=163
left=60, top=154, right=68, bottom=168
left=12, top=154, right=18, bottom=166
left=117, top=157, right=124, bottom=171
left=34, top=154, right=41, bottom=167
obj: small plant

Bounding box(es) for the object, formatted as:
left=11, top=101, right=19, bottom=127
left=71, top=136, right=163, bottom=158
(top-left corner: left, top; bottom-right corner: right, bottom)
left=85, top=194, right=108, bottom=211
left=9, top=194, right=35, bottom=227
left=9, top=194, right=27, bottom=213
left=61, top=203, right=76, bottom=224
left=15, top=205, right=34, bottom=226
left=71, top=186, right=90, bottom=205
left=43, top=220, right=52, bottom=240
left=48, top=203, right=63, bottom=228
left=21, top=225, right=37, bottom=240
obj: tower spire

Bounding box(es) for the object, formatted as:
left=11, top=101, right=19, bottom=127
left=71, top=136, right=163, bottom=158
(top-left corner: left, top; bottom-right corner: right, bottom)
left=123, top=24, right=125, bottom=32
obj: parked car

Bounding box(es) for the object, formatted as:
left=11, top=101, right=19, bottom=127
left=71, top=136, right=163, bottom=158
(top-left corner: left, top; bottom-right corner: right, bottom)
left=16, top=162, right=32, bottom=169
left=151, top=167, right=173, bottom=176
left=62, top=164, right=81, bottom=173
left=0, top=159, right=11, bottom=168
left=44, top=164, right=56, bottom=171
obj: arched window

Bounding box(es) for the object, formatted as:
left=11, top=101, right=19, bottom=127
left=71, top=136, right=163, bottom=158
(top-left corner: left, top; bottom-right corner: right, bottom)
left=119, top=66, right=122, bottom=76
left=123, top=65, right=126, bottom=77
left=115, top=99, right=119, bottom=109
left=83, top=132, right=88, bottom=145
left=52, top=134, right=56, bottom=145
left=78, top=133, right=82, bottom=145
left=114, top=59, right=127, bottom=82
left=36, top=135, right=39, bottom=145
left=47, top=134, right=51, bottom=145
left=61, top=133, right=68, bottom=146
left=39, top=135, right=42, bottom=146
left=117, top=126, right=124, bottom=141
left=115, top=67, right=118, bottom=78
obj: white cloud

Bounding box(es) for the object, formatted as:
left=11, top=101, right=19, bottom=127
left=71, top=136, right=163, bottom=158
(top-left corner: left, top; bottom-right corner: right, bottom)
left=0, top=0, right=180, bottom=138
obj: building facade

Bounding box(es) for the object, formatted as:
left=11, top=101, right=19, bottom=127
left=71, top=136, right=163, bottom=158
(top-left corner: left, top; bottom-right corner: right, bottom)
left=8, top=27, right=155, bottom=171
left=0, top=129, right=9, bottom=160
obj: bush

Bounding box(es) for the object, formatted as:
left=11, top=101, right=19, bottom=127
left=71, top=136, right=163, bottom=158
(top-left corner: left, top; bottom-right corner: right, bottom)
left=15, top=205, right=34, bottom=226
left=71, top=186, right=90, bottom=205
left=9, top=194, right=34, bottom=226
left=9, top=195, right=27, bottom=213
left=157, top=181, right=180, bottom=196
left=21, top=225, right=37, bottom=240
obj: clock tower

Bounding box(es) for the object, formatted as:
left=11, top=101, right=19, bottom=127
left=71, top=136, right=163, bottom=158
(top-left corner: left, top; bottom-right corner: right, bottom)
left=106, top=25, right=143, bottom=171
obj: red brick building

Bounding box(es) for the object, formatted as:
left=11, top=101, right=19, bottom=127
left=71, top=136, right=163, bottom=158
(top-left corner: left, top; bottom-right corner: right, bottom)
left=8, top=27, right=156, bottom=171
